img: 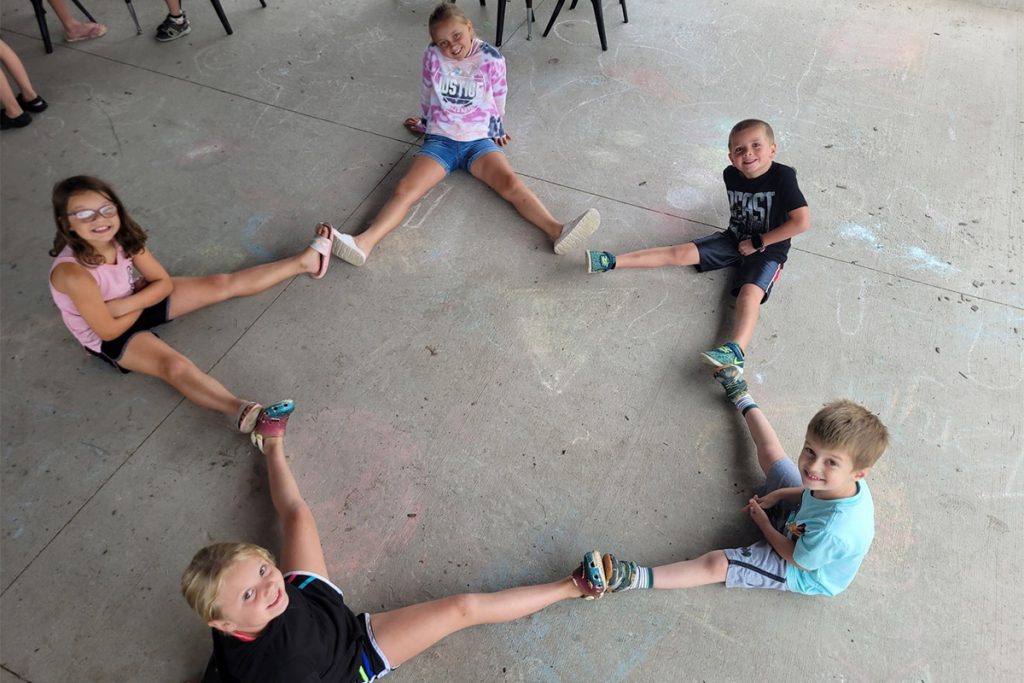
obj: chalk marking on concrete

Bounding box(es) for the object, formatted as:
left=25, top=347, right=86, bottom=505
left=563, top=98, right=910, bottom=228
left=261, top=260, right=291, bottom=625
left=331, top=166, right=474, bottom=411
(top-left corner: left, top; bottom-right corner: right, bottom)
left=403, top=184, right=453, bottom=231
left=836, top=276, right=867, bottom=336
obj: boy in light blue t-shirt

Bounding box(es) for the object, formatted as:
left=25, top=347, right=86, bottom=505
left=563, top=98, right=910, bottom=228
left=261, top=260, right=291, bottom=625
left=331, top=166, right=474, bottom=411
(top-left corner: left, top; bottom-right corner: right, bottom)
left=575, top=369, right=889, bottom=598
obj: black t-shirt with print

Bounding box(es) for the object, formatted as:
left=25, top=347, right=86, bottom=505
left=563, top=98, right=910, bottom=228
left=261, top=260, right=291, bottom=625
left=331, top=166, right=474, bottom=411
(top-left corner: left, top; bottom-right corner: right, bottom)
left=207, top=572, right=384, bottom=683
left=723, top=162, right=807, bottom=249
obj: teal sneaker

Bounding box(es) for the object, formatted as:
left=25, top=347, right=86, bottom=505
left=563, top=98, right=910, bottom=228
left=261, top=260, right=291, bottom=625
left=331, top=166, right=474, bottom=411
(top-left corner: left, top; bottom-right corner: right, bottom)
left=586, top=250, right=616, bottom=273
left=700, top=342, right=744, bottom=371
left=714, top=365, right=748, bottom=401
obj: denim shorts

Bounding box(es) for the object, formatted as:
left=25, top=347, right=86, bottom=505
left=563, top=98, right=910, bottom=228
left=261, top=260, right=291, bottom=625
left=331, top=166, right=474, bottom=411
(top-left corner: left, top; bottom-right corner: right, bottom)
left=693, top=231, right=788, bottom=303
left=415, top=134, right=502, bottom=174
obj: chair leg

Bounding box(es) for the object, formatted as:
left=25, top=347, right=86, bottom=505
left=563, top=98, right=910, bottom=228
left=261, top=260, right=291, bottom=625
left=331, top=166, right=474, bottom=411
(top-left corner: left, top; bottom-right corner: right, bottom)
left=209, top=0, right=233, bottom=35
left=542, top=0, right=567, bottom=38
left=621, top=0, right=628, bottom=23
left=590, top=0, right=607, bottom=51
left=125, top=0, right=143, bottom=34
left=29, top=0, right=54, bottom=54
left=495, top=0, right=506, bottom=46
left=69, top=0, right=97, bottom=24
left=259, top=0, right=267, bottom=7
left=526, top=0, right=534, bottom=40
left=570, top=0, right=579, bottom=9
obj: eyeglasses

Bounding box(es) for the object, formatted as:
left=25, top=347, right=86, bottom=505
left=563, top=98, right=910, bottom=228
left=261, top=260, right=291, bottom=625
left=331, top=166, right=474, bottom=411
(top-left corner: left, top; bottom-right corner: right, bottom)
left=67, top=204, right=118, bottom=222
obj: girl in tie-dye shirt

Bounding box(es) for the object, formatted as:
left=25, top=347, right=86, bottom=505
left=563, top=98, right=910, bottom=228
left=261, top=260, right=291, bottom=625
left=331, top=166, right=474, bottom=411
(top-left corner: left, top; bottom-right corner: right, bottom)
left=328, top=2, right=600, bottom=267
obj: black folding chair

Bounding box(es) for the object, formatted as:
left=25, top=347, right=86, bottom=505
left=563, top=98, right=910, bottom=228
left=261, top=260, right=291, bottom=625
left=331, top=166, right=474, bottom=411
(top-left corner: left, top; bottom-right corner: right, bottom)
left=542, top=0, right=629, bottom=51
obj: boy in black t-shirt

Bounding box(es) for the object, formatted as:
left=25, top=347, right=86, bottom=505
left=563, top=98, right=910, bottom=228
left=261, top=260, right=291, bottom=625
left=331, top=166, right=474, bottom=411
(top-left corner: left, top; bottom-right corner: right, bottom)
left=586, top=119, right=811, bottom=374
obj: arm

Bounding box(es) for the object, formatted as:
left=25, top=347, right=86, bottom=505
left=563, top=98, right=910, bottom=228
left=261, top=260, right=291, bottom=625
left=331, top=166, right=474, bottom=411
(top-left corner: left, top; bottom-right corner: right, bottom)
left=745, top=498, right=809, bottom=570
left=105, top=248, right=173, bottom=318
left=738, top=206, right=811, bottom=256
left=491, top=52, right=510, bottom=146
left=754, top=486, right=805, bottom=509
left=51, top=263, right=143, bottom=341
left=262, top=439, right=329, bottom=577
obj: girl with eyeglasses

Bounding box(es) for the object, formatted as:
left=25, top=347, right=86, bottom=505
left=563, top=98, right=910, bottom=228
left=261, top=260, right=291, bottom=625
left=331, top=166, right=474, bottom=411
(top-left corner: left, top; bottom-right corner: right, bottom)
left=47, top=175, right=335, bottom=434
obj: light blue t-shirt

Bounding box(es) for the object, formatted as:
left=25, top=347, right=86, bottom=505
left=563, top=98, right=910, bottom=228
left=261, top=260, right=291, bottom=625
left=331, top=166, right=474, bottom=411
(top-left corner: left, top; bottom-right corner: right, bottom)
left=785, top=480, right=874, bottom=596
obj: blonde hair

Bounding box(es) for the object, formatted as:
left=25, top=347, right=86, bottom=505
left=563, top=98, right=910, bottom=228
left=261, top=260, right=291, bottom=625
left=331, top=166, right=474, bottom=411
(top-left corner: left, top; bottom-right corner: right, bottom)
left=728, top=119, right=775, bottom=149
left=807, top=400, right=889, bottom=470
left=428, top=2, right=470, bottom=31
left=181, top=543, right=276, bottom=623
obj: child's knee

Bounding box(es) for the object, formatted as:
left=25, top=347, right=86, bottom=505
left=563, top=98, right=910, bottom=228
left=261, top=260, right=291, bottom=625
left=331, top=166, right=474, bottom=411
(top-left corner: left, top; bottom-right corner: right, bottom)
left=737, top=283, right=765, bottom=302
left=160, top=353, right=198, bottom=382
left=704, top=550, right=729, bottom=579
left=671, top=243, right=698, bottom=264
left=442, top=593, right=480, bottom=623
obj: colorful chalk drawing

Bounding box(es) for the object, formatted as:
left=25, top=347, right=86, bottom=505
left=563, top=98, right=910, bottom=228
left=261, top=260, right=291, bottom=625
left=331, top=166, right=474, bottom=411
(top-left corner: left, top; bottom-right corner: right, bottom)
left=287, top=407, right=428, bottom=576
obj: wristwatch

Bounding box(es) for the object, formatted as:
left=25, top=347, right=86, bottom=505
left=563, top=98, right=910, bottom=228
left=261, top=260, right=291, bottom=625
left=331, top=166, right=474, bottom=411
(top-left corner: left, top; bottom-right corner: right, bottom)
left=751, top=234, right=766, bottom=252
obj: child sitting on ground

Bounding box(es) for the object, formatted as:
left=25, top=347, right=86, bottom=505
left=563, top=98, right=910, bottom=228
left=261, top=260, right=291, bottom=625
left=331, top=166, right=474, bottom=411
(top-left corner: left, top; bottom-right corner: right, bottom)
left=183, top=402, right=600, bottom=682
left=48, top=175, right=336, bottom=434
left=329, top=2, right=600, bottom=267
left=586, top=119, right=811, bottom=374
left=576, top=369, right=888, bottom=599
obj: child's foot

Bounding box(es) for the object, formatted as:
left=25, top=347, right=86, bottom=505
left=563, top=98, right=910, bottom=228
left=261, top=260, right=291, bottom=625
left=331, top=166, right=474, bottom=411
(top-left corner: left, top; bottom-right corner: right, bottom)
left=0, top=109, right=31, bottom=130
left=601, top=553, right=652, bottom=592
left=586, top=250, right=616, bottom=273
left=554, top=208, right=601, bottom=255
left=251, top=400, right=296, bottom=453
left=571, top=551, right=607, bottom=599
left=700, top=342, right=745, bottom=372
left=331, top=232, right=368, bottom=267
left=714, top=366, right=757, bottom=414
left=64, top=22, right=107, bottom=42
left=155, top=13, right=191, bottom=42
left=16, top=94, right=48, bottom=113
left=236, top=402, right=263, bottom=434
left=305, top=222, right=334, bottom=279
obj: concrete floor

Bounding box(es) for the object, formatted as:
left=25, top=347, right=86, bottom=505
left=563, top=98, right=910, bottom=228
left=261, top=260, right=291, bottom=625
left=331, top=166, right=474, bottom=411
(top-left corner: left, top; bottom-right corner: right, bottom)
left=1, top=0, right=1022, bottom=681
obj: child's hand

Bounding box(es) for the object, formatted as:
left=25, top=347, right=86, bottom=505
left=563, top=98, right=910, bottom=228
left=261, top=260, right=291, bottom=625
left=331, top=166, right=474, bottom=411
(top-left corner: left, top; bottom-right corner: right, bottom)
left=494, top=133, right=512, bottom=146
left=744, top=497, right=770, bottom=527
left=403, top=117, right=426, bottom=134
left=738, top=239, right=757, bottom=256
left=753, top=491, right=779, bottom=509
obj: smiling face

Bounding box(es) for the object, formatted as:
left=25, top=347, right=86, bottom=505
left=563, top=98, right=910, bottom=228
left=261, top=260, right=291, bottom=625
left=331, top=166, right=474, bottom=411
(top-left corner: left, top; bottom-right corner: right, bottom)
left=798, top=432, right=869, bottom=501
left=727, top=124, right=777, bottom=179
left=208, top=556, right=289, bottom=635
left=64, top=190, right=121, bottom=249
left=431, top=16, right=475, bottom=60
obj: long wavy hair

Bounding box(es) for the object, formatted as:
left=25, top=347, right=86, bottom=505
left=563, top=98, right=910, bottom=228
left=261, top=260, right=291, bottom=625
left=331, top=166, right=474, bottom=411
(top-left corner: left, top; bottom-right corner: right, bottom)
left=50, top=175, right=148, bottom=266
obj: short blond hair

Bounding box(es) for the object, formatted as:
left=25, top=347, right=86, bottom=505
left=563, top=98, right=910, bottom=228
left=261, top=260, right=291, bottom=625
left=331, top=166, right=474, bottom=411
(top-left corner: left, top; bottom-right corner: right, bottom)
left=181, top=543, right=275, bottom=623
left=807, top=400, right=889, bottom=470
left=728, top=119, right=775, bottom=149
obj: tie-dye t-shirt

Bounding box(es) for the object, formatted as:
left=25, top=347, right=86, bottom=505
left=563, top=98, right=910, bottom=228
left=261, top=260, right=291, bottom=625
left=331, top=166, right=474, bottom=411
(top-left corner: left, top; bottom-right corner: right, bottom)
left=419, top=39, right=507, bottom=142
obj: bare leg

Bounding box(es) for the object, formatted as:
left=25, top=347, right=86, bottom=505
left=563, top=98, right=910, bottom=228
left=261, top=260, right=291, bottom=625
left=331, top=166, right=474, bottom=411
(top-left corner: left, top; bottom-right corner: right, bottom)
left=371, top=578, right=584, bottom=668
left=167, top=224, right=328, bottom=319
left=741, top=406, right=788, bottom=476
left=469, top=152, right=563, bottom=241
left=351, top=155, right=447, bottom=257
left=117, top=332, right=247, bottom=418
left=165, top=0, right=183, bottom=15
left=651, top=550, right=729, bottom=590
left=46, top=0, right=106, bottom=40
left=0, top=71, right=22, bottom=117
left=0, top=41, right=39, bottom=102
left=730, top=284, right=764, bottom=353
left=615, top=242, right=700, bottom=269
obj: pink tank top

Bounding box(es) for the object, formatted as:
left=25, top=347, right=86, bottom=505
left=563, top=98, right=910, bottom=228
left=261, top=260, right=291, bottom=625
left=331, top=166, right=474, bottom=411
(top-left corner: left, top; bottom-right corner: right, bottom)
left=49, top=244, right=135, bottom=352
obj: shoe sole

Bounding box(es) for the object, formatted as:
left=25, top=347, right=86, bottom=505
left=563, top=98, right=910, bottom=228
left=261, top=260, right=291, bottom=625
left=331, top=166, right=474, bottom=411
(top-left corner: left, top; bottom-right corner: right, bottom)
left=331, top=232, right=367, bottom=266
left=700, top=352, right=744, bottom=374
left=554, top=209, right=600, bottom=255
left=156, top=25, right=192, bottom=42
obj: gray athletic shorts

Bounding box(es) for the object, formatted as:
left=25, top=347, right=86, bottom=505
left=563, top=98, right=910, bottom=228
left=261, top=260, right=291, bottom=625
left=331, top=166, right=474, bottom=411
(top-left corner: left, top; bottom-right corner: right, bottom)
left=723, top=458, right=802, bottom=591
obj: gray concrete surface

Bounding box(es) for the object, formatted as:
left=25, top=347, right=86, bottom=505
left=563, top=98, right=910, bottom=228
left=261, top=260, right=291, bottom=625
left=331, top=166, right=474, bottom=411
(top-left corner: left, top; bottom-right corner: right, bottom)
left=1, top=0, right=1021, bottom=681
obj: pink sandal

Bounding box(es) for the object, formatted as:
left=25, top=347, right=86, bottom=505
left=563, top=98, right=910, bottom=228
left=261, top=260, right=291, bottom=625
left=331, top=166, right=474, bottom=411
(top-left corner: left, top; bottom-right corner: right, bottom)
left=309, top=223, right=334, bottom=279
